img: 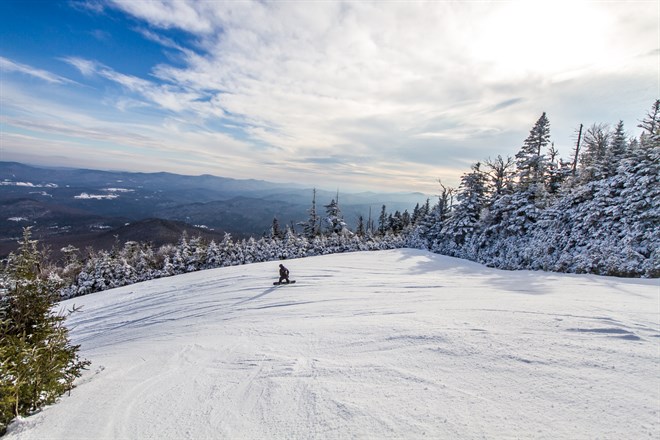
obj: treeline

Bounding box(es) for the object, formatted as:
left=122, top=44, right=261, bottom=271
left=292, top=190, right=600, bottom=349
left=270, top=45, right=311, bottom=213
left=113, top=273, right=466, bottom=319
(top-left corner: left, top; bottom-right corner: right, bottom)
left=409, top=100, right=659, bottom=277
left=54, top=185, right=427, bottom=299
left=57, top=230, right=409, bottom=300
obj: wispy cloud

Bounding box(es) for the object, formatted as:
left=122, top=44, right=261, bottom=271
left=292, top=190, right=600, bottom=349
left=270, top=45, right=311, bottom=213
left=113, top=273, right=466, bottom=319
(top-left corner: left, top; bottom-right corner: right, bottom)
left=63, top=56, right=222, bottom=115
left=62, top=56, right=98, bottom=77
left=134, top=27, right=188, bottom=52
left=68, top=0, right=106, bottom=15
left=0, top=56, right=73, bottom=84
left=108, top=0, right=214, bottom=34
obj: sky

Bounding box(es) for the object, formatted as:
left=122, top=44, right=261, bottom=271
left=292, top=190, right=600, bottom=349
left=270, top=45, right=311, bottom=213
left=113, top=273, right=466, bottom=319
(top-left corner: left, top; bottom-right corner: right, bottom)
left=0, top=1, right=657, bottom=194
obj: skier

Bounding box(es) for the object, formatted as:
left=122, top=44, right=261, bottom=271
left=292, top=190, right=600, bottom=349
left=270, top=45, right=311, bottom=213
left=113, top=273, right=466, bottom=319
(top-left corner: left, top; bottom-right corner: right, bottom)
left=278, top=263, right=290, bottom=284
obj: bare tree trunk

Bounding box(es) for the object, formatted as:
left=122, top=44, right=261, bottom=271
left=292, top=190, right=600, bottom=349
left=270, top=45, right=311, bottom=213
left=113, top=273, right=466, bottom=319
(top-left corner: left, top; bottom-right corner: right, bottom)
left=572, top=123, right=583, bottom=176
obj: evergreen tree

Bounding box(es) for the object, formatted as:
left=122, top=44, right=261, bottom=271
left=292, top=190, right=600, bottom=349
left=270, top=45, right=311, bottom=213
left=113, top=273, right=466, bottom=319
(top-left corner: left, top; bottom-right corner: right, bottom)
left=579, top=123, right=611, bottom=181
left=609, top=120, right=628, bottom=159
left=436, top=181, right=455, bottom=224
left=271, top=217, right=282, bottom=239
left=59, top=245, right=82, bottom=287
left=356, top=215, right=365, bottom=237
left=220, top=233, right=238, bottom=266
left=516, top=112, right=551, bottom=190
left=301, top=189, right=320, bottom=239
left=638, top=99, right=660, bottom=136
left=324, top=198, right=347, bottom=235
left=367, top=206, right=375, bottom=235
left=503, top=113, right=553, bottom=233
left=485, top=155, right=515, bottom=199
left=0, top=229, right=89, bottom=434
left=378, top=205, right=388, bottom=235
left=389, top=211, right=404, bottom=233
left=411, top=203, right=422, bottom=225
left=440, top=162, right=488, bottom=245
left=545, top=143, right=564, bottom=194
left=186, top=236, right=206, bottom=272
left=401, top=210, right=412, bottom=230
left=204, top=240, right=221, bottom=268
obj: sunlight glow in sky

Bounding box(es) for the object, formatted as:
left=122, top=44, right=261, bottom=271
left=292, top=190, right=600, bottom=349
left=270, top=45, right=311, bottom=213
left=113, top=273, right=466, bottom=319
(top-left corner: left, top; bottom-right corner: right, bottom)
left=0, top=0, right=657, bottom=193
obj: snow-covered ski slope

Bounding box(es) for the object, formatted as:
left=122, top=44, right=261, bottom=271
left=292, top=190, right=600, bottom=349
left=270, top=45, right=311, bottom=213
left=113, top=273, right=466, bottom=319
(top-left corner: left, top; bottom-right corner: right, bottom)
left=6, top=249, right=659, bottom=439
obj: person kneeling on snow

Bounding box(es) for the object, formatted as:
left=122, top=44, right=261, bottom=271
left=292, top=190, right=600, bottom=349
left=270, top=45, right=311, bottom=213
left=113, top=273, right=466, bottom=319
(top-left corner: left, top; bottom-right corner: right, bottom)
left=278, top=264, right=290, bottom=284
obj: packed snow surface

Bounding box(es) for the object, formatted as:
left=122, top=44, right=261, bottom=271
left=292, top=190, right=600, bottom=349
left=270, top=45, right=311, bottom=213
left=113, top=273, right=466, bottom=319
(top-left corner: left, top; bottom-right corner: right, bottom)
left=7, top=249, right=659, bottom=439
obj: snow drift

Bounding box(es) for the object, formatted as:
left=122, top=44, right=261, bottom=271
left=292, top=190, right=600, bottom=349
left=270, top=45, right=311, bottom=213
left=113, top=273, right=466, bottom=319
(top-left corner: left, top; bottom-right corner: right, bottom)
left=6, top=249, right=659, bottom=439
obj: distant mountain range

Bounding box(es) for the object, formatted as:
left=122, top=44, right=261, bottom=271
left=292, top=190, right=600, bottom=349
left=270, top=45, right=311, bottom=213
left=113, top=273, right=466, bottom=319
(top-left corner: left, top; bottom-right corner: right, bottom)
left=0, top=162, right=428, bottom=261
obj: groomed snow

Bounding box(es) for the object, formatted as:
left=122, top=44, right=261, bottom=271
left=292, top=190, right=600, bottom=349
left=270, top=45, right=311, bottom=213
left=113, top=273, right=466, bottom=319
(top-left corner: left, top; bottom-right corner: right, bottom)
left=6, top=249, right=659, bottom=439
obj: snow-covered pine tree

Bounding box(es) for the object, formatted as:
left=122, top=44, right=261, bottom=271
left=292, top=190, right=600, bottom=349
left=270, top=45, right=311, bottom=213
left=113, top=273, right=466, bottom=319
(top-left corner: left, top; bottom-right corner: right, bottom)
left=439, top=162, right=488, bottom=247
left=378, top=205, right=388, bottom=235
left=513, top=112, right=553, bottom=224
left=516, top=112, right=551, bottom=191
left=422, top=181, right=456, bottom=248
left=0, top=228, right=90, bottom=434
left=301, top=189, right=320, bottom=239
left=606, top=120, right=628, bottom=177
left=401, top=210, right=412, bottom=231
left=638, top=99, right=659, bottom=137
left=185, top=236, right=206, bottom=272
left=472, top=115, right=554, bottom=267
left=204, top=240, right=221, bottom=269
left=545, top=143, right=564, bottom=195
left=356, top=215, right=365, bottom=237
left=409, top=199, right=430, bottom=236
left=579, top=123, right=611, bottom=182
left=59, top=245, right=82, bottom=288
left=485, top=155, right=515, bottom=199
left=280, top=227, right=305, bottom=260
left=324, top=197, right=348, bottom=235
left=271, top=217, right=282, bottom=240
left=241, top=237, right=259, bottom=264
left=219, top=233, right=238, bottom=266
left=171, top=233, right=190, bottom=274
left=306, top=235, right=326, bottom=256
left=389, top=211, right=404, bottom=233
left=411, top=203, right=422, bottom=225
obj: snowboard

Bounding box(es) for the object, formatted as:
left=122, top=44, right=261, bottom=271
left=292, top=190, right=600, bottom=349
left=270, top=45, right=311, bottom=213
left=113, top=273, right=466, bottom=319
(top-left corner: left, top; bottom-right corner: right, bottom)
left=273, top=280, right=296, bottom=286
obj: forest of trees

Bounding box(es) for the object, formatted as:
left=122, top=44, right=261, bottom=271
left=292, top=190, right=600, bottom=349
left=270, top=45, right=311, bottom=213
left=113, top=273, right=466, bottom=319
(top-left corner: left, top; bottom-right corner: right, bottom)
left=410, top=100, right=659, bottom=278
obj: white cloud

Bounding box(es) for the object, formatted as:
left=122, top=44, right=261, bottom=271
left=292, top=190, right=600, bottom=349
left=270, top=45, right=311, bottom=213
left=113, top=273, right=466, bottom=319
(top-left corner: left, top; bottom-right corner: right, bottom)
left=63, top=56, right=222, bottom=115
left=3, top=1, right=657, bottom=193
left=63, top=56, right=99, bottom=77
left=108, top=1, right=656, bottom=158
left=108, top=0, right=215, bottom=34
left=0, top=56, right=73, bottom=84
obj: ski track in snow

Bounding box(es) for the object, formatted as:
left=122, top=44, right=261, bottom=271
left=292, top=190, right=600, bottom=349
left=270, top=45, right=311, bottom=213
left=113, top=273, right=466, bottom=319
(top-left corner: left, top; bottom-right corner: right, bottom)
left=6, top=249, right=660, bottom=439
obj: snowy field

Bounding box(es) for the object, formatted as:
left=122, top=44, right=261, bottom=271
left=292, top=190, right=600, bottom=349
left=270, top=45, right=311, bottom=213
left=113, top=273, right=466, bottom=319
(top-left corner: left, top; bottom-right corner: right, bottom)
left=6, top=249, right=659, bottom=439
